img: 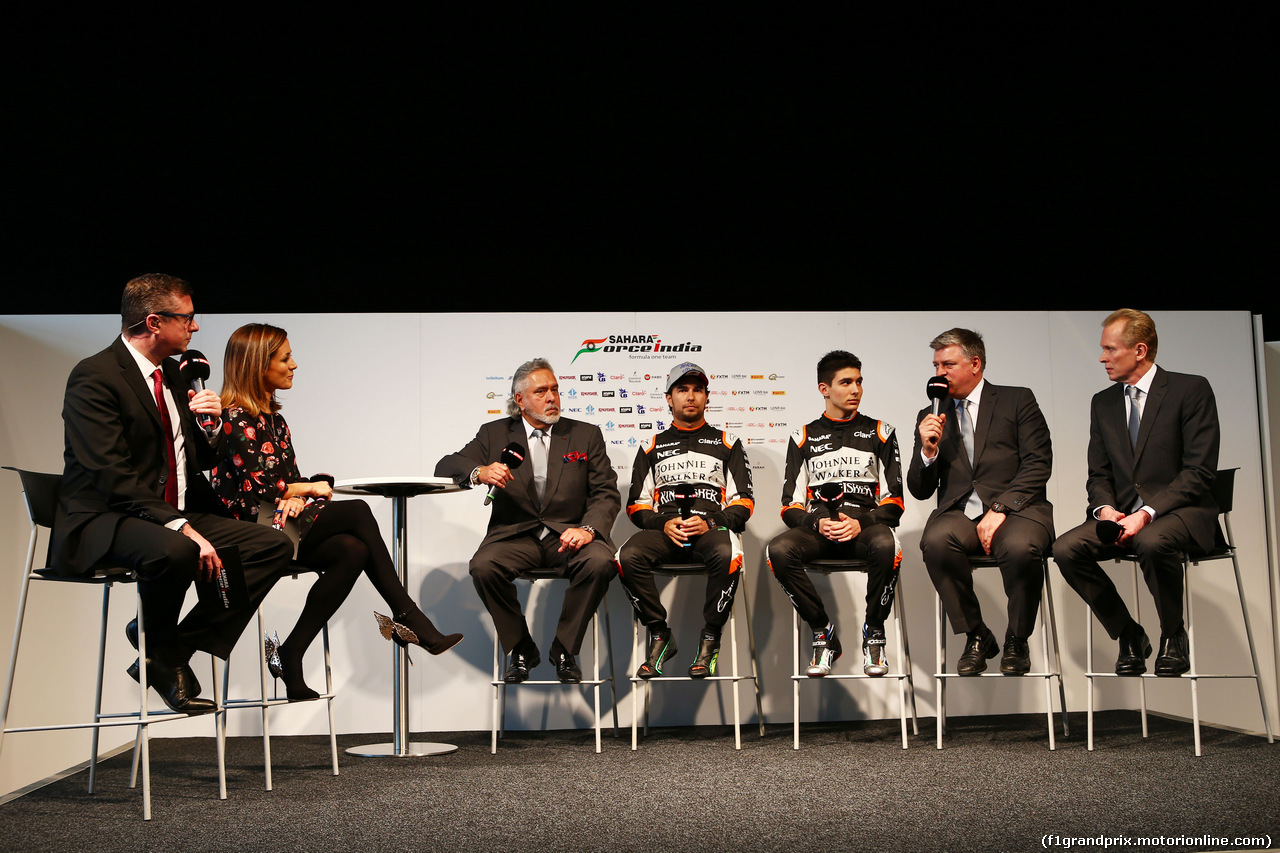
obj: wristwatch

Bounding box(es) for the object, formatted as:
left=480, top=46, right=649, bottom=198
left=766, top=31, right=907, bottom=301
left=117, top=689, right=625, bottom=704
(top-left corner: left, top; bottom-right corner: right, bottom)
left=989, top=502, right=1009, bottom=514
left=580, top=525, right=597, bottom=539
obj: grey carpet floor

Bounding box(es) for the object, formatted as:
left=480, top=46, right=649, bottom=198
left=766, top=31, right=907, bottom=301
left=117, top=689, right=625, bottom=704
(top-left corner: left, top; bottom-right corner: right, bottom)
left=1, top=712, right=1276, bottom=852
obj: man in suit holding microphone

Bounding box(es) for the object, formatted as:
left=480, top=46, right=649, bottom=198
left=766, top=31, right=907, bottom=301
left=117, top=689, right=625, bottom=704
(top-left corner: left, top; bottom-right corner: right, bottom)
left=437, top=358, right=620, bottom=683
left=53, top=273, right=294, bottom=713
left=1053, top=309, right=1219, bottom=676
left=908, top=328, right=1055, bottom=676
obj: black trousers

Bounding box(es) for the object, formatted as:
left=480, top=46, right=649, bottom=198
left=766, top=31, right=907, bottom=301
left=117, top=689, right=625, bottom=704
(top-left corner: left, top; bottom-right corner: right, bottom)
left=108, top=512, right=294, bottom=662
left=1053, top=514, right=1191, bottom=639
left=469, top=532, right=615, bottom=656
left=921, top=510, right=1049, bottom=641
left=766, top=523, right=901, bottom=632
left=616, top=528, right=741, bottom=634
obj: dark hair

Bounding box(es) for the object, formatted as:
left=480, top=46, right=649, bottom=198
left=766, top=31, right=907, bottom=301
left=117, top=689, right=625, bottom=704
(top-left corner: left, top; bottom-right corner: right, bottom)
left=929, top=327, right=986, bottom=369
left=120, top=273, right=194, bottom=334
left=817, top=350, right=862, bottom=386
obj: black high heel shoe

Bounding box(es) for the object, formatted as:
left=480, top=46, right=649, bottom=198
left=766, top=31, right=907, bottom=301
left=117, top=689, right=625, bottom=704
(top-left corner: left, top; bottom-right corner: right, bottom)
left=374, top=611, right=464, bottom=662
left=264, top=631, right=319, bottom=702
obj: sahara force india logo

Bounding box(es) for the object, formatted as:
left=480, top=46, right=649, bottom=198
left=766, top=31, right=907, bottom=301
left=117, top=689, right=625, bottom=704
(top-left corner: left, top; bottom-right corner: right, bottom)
left=571, top=335, right=704, bottom=363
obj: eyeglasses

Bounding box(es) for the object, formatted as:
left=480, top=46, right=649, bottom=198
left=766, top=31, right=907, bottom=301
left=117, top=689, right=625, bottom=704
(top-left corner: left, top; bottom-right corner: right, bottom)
left=154, top=311, right=198, bottom=328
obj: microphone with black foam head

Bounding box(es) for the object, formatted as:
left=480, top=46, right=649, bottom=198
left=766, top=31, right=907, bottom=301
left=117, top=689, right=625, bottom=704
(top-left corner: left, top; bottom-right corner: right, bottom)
left=814, top=482, right=847, bottom=521
left=178, top=350, right=216, bottom=437
left=670, top=482, right=698, bottom=547
left=926, top=375, right=950, bottom=417
left=1096, top=518, right=1124, bottom=545
left=484, top=442, right=526, bottom=506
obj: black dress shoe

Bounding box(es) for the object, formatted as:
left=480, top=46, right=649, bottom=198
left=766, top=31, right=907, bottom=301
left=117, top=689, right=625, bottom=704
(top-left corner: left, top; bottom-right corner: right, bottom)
left=125, top=617, right=139, bottom=650
left=551, top=650, right=582, bottom=684
left=957, top=630, right=999, bottom=675
left=1154, top=628, right=1190, bottom=676
left=503, top=646, right=541, bottom=684
left=1115, top=628, right=1152, bottom=676
left=127, top=658, right=216, bottom=714
left=999, top=637, right=1031, bottom=675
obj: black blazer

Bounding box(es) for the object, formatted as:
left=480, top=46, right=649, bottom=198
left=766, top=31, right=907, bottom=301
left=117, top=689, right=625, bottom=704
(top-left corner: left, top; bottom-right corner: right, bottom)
left=907, top=381, right=1055, bottom=536
left=436, top=416, right=621, bottom=551
left=1085, top=365, right=1220, bottom=553
left=52, top=336, right=226, bottom=576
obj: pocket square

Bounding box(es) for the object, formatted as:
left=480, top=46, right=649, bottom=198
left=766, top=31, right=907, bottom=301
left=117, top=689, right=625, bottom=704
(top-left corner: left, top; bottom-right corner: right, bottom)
left=564, top=451, right=588, bottom=463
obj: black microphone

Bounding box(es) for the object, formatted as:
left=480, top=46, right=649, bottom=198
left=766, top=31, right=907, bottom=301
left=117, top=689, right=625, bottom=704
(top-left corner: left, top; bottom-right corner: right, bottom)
left=1096, top=519, right=1123, bottom=544
left=484, top=442, right=526, bottom=505
left=926, top=375, right=950, bottom=417
left=814, top=482, right=846, bottom=521
left=670, top=482, right=698, bottom=547
left=178, top=350, right=216, bottom=437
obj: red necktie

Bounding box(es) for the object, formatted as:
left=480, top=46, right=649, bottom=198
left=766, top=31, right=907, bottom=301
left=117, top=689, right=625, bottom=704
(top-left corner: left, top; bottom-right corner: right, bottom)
left=152, top=368, right=180, bottom=509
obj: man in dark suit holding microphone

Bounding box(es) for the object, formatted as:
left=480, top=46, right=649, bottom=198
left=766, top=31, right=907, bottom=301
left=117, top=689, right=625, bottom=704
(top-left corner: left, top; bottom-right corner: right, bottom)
left=1053, top=309, right=1219, bottom=676
left=53, top=274, right=294, bottom=713
left=908, top=328, right=1055, bottom=676
left=436, top=358, right=620, bottom=683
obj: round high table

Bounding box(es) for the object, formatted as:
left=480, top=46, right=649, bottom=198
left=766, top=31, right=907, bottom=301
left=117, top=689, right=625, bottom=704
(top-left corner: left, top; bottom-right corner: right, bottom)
left=333, top=476, right=462, bottom=757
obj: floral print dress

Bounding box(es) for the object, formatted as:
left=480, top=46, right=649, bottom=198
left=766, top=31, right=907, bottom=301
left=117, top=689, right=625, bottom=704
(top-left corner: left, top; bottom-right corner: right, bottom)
left=211, top=407, right=329, bottom=541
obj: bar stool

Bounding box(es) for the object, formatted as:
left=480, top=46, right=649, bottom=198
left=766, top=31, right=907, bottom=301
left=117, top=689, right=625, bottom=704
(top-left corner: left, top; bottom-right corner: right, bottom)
left=491, top=568, right=618, bottom=753
left=218, top=573, right=340, bottom=790
left=631, top=561, right=765, bottom=750
left=0, top=467, right=225, bottom=820
left=1084, top=469, right=1275, bottom=756
left=935, top=555, right=1068, bottom=750
left=792, top=559, right=918, bottom=749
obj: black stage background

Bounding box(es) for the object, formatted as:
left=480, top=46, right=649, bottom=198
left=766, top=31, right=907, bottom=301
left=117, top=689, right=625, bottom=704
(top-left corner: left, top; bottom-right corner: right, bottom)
left=7, top=21, right=1274, bottom=339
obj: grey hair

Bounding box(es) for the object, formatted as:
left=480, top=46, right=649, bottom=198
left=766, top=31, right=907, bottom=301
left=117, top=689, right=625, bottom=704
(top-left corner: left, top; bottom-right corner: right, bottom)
left=929, top=327, right=987, bottom=370
left=506, top=358, right=555, bottom=418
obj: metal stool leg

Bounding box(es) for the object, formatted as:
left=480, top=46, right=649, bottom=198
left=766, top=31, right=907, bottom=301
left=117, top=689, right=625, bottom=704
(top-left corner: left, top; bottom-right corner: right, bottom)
left=212, top=656, right=228, bottom=800
left=895, top=578, right=919, bottom=735
left=1041, top=566, right=1069, bottom=737
left=1086, top=600, right=1095, bottom=751
left=792, top=607, right=801, bottom=750
left=88, top=582, right=111, bottom=794
left=1132, top=563, right=1148, bottom=737
left=1038, top=584, right=1056, bottom=751
left=891, top=588, right=908, bottom=749
left=1185, top=560, right=1202, bottom=756
left=491, top=630, right=502, bottom=755
left=739, top=575, right=765, bottom=736
left=592, top=611, right=602, bottom=754
left=1226, top=550, right=1274, bottom=743
left=256, top=611, right=273, bottom=791
left=631, top=618, right=642, bottom=750
left=602, top=603, right=619, bottom=737
left=322, top=624, right=339, bottom=774
left=727, top=602, right=741, bottom=750
left=936, top=593, right=946, bottom=749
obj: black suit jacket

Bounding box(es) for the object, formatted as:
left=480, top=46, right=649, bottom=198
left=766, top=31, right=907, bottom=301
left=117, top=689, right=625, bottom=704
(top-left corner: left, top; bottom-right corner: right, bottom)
left=1085, top=365, right=1219, bottom=553
left=907, top=381, right=1055, bottom=536
left=52, top=336, right=226, bottom=576
left=436, top=416, right=621, bottom=551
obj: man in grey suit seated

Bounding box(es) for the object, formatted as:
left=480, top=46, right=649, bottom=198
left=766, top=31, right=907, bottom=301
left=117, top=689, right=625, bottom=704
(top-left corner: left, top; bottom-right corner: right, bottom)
left=1053, top=309, right=1220, bottom=677
left=436, top=358, right=621, bottom=684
